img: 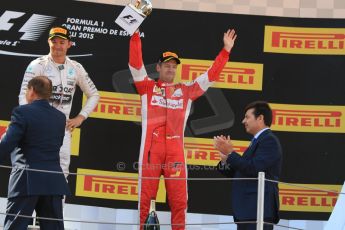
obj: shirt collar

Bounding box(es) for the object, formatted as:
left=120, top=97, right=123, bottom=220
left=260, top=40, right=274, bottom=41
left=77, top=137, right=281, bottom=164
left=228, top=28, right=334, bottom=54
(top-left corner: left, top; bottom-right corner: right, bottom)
left=254, top=127, right=270, bottom=139
left=157, top=79, right=175, bottom=87
left=48, top=53, right=68, bottom=65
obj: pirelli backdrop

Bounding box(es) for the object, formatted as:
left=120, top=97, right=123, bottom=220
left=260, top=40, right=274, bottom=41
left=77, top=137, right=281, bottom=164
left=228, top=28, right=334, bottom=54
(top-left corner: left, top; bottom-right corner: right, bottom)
left=1, top=0, right=345, bottom=221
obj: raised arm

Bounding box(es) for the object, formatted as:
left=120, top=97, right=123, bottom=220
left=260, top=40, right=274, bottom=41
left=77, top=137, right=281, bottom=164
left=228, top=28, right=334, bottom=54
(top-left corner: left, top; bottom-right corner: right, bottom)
left=187, top=29, right=237, bottom=100
left=129, top=31, right=143, bottom=70
left=128, top=31, right=151, bottom=95
left=207, top=29, right=237, bottom=81
left=129, top=31, right=149, bottom=82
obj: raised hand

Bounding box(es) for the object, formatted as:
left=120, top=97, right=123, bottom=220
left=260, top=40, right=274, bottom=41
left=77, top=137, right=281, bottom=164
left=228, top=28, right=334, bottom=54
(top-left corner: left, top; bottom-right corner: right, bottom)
left=223, top=29, right=237, bottom=52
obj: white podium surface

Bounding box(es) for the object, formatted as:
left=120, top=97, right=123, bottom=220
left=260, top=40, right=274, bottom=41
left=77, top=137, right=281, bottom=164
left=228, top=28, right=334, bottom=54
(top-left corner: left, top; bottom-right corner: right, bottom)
left=324, top=181, right=345, bottom=230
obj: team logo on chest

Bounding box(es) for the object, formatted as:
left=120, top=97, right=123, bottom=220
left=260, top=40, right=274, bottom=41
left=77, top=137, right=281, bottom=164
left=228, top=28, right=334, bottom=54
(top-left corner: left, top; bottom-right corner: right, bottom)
left=172, top=88, right=183, bottom=98
left=151, top=86, right=183, bottom=109
left=25, top=65, right=34, bottom=74
left=150, top=95, right=183, bottom=109
left=153, top=85, right=165, bottom=96
left=45, top=65, right=53, bottom=74
left=67, top=68, right=76, bottom=79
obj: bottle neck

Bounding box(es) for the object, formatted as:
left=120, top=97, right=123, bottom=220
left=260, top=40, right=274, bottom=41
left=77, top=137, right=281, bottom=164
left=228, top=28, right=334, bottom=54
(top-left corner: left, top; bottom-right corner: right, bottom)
left=149, top=199, right=156, bottom=213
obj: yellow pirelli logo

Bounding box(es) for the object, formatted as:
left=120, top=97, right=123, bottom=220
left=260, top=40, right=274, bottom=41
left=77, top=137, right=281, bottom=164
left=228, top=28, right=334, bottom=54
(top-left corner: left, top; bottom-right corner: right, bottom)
left=176, top=59, right=263, bottom=91
left=279, top=183, right=341, bottom=212
left=71, top=128, right=80, bottom=156
left=76, top=168, right=166, bottom=202
left=1, top=120, right=80, bottom=156
left=84, top=91, right=141, bottom=121
left=270, top=104, right=345, bottom=133
left=50, top=27, right=67, bottom=35
left=264, top=26, right=345, bottom=55
left=185, top=137, right=250, bottom=166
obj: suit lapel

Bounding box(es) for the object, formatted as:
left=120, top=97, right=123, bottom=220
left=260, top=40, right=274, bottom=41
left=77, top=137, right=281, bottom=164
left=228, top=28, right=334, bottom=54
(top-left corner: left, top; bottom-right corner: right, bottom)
left=243, top=141, right=257, bottom=157
left=243, top=129, right=271, bottom=157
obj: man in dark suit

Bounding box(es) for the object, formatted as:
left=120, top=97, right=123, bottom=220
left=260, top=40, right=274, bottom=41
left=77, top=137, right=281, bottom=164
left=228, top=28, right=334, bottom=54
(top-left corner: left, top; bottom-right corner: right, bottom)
left=0, top=76, right=70, bottom=230
left=214, top=101, right=282, bottom=230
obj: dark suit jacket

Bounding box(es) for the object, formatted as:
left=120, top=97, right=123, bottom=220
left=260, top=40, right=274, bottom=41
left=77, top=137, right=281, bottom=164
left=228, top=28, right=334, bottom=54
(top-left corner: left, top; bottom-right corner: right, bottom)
left=0, top=99, right=70, bottom=198
left=218, top=129, right=282, bottom=223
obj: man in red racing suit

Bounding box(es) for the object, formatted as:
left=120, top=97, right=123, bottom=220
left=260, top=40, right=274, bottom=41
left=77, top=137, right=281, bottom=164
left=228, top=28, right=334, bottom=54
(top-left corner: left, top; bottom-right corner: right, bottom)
left=129, top=29, right=237, bottom=230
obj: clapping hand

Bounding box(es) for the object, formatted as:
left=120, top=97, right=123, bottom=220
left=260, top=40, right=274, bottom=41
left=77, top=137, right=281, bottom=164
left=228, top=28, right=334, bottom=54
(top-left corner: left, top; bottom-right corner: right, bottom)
left=214, top=135, right=233, bottom=163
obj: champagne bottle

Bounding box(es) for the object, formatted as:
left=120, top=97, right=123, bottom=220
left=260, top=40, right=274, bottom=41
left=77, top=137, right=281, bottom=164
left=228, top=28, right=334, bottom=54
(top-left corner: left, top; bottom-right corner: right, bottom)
left=144, top=199, right=160, bottom=230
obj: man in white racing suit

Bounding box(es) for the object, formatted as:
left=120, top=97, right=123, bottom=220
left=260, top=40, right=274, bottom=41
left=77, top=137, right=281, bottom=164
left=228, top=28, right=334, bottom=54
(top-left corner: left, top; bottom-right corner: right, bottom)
left=18, top=26, right=100, bottom=179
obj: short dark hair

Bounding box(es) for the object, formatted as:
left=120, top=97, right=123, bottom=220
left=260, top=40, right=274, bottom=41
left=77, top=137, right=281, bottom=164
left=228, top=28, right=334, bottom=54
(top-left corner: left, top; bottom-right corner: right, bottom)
left=27, top=76, right=52, bottom=100
left=244, top=101, right=272, bottom=127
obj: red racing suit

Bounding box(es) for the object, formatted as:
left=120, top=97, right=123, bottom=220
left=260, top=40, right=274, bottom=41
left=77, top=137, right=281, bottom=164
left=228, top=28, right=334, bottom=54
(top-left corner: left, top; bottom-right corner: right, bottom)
left=129, top=32, right=230, bottom=230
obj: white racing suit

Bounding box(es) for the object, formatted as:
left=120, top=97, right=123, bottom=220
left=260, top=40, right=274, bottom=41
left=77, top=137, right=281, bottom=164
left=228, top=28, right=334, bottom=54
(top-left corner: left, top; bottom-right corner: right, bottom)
left=18, top=54, right=100, bottom=177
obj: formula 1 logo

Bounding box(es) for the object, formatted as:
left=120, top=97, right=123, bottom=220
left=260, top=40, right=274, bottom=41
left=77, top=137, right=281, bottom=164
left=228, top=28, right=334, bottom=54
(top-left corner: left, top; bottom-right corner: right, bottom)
left=120, top=15, right=138, bottom=25
left=0, top=10, right=92, bottom=57
left=0, top=10, right=56, bottom=41
left=0, top=10, right=56, bottom=57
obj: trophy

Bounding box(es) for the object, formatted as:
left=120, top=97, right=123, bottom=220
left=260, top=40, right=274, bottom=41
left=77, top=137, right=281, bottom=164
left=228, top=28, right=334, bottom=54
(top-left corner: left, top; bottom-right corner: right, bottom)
left=115, top=0, right=152, bottom=35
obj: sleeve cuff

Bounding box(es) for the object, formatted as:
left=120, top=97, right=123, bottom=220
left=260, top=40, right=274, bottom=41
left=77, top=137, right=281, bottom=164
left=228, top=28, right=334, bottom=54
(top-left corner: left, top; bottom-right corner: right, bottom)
left=79, top=112, right=88, bottom=119
left=221, top=48, right=230, bottom=56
